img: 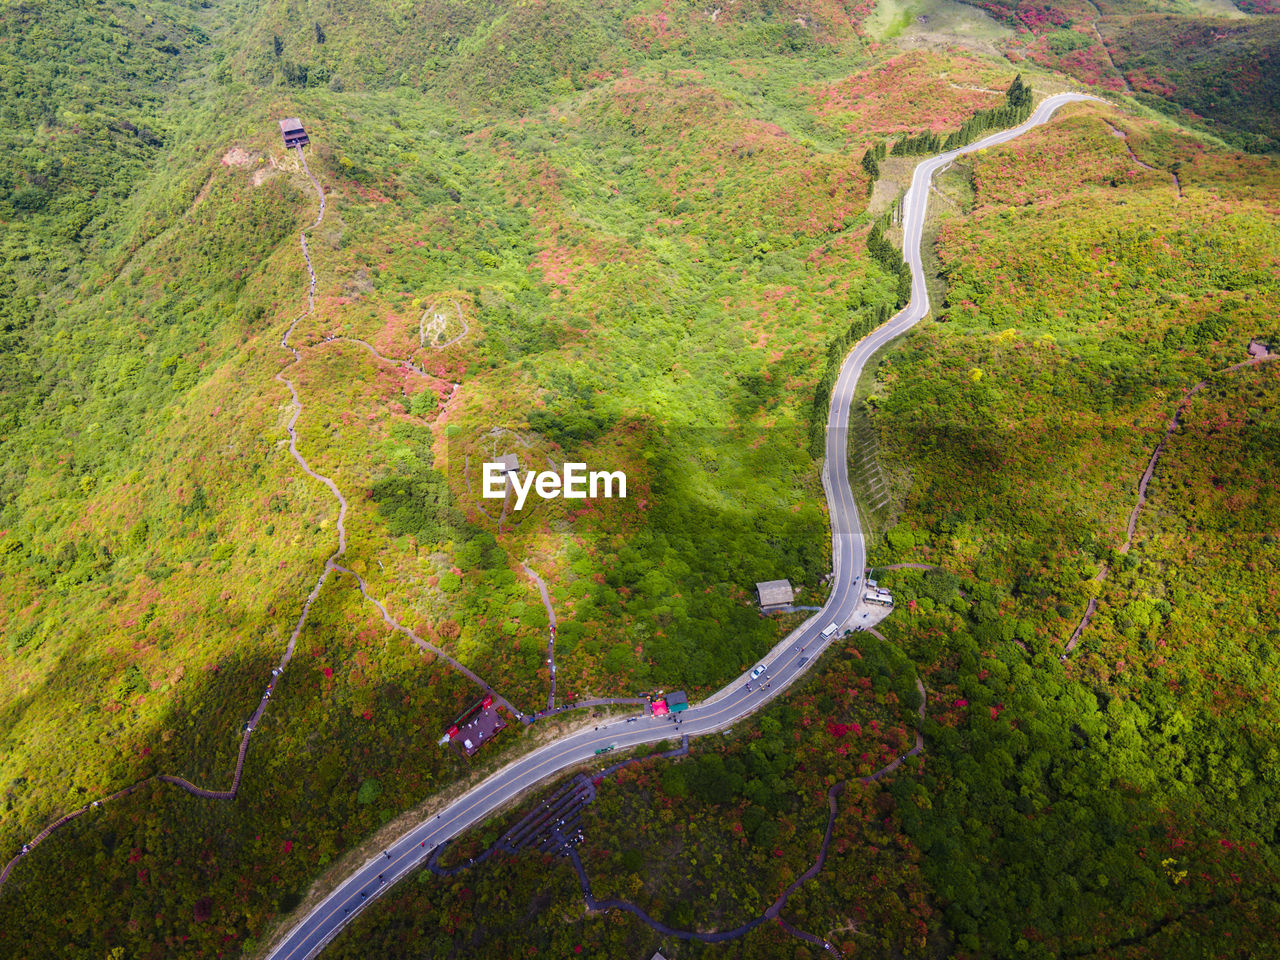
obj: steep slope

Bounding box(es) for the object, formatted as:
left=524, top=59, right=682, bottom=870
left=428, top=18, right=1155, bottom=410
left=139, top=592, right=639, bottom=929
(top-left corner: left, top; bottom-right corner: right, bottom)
left=944, top=0, right=1280, bottom=150
left=261, top=99, right=1280, bottom=960
left=1101, top=14, right=1280, bottom=148
left=3, top=1, right=1278, bottom=958
left=0, top=0, right=903, bottom=954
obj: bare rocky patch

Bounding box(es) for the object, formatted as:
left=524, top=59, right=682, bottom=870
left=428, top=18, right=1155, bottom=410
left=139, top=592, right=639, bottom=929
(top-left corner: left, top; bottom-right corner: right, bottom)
left=221, top=146, right=259, bottom=168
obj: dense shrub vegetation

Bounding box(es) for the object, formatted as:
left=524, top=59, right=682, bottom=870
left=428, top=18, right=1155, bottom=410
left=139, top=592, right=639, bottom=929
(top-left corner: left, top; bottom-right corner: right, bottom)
left=326, top=102, right=1280, bottom=960
left=1101, top=15, right=1280, bottom=151
left=328, top=633, right=934, bottom=959
left=0, top=0, right=894, bottom=951
left=1, top=0, right=1278, bottom=956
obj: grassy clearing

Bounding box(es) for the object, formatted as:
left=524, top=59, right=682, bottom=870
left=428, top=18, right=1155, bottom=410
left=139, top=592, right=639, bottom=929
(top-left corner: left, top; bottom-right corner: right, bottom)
left=870, top=0, right=1016, bottom=55
left=866, top=0, right=922, bottom=39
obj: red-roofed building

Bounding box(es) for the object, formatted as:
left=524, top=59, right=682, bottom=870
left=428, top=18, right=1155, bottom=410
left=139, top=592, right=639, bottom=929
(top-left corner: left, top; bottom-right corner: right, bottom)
left=442, top=697, right=506, bottom=756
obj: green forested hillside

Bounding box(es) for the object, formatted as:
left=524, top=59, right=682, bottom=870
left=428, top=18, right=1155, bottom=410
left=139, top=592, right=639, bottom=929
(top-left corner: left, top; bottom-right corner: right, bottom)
left=1101, top=14, right=1280, bottom=147
left=946, top=0, right=1280, bottom=151
left=1, top=0, right=1279, bottom=957
left=0, top=0, right=895, bottom=952
left=0, top=0, right=213, bottom=450
left=326, top=101, right=1280, bottom=960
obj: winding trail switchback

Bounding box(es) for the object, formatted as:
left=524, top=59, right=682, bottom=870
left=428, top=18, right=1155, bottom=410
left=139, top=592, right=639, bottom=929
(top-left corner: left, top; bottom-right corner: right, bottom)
left=0, top=147, right=334, bottom=888
left=515, top=561, right=651, bottom=721
left=0, top=145, right=509, bottom=892
left=1064, top=352, right=1277, bottom=655
left=273, top=150, right=513, bottom=713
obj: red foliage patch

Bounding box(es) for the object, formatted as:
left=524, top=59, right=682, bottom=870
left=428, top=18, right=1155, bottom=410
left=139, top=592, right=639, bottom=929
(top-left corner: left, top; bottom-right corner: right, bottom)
left=807, top=51, right=1004, bottom=134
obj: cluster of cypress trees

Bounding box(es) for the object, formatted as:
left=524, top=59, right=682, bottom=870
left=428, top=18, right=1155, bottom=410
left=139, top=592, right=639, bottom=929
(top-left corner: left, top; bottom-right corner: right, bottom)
left=860, top=140, right=887, bottom=182
left=808, top=304, right=892, bottom=457
left=887, top=74, right=1034, bottom=157
left=890, top=130, right=943, bottom=157
left=807, top=214, right=914, bottom=456
left=866, top=215, right=912, bottom=308
left=942, top=74, right=1033, bottom=150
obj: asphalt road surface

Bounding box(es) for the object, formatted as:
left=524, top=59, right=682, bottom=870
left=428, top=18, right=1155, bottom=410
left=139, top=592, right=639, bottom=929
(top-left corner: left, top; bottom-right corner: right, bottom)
left=264, top=92, right=1101, bottom=960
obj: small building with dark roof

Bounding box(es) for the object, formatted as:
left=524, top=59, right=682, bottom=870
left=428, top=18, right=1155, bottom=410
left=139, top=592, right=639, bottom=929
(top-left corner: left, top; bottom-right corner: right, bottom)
left=491, top=453, right=521, bottom=496
left=279, top=118, right=309, bottom=149
left=665, top=690, right=688, bottom=713
left=755, top=579, right=794, bottom=611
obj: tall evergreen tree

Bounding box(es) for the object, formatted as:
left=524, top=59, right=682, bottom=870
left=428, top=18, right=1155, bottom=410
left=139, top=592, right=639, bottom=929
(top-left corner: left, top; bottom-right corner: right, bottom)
left=861, top=149, right=880, bottom=179
left=1007, top=73, right=1032, bottom=111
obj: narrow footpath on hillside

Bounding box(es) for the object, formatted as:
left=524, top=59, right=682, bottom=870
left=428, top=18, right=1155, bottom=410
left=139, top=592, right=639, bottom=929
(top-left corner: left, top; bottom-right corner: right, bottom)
left=553, top=662, right=923, bottom=956
left=1102, top=118, right=1183, bottom=197
left=0, top=145, right=511, bottom=892
left=521, top=562, right=558, bottom=711
left=1064, top=352, right=1277, bottom=656
left=858, top=353, right=1276, bottom=664
left=422, top=633, right=929, bottom=959
left=1082, top=3, right=1134, bottom=96
left=517, top=561, right=651, bottom=722
left=257, top=92, right=1105, bottom=960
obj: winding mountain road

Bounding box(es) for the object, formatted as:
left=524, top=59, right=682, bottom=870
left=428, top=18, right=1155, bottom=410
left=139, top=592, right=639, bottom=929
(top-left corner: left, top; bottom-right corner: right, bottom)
left=262, top=92, right=1102, bottom=959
